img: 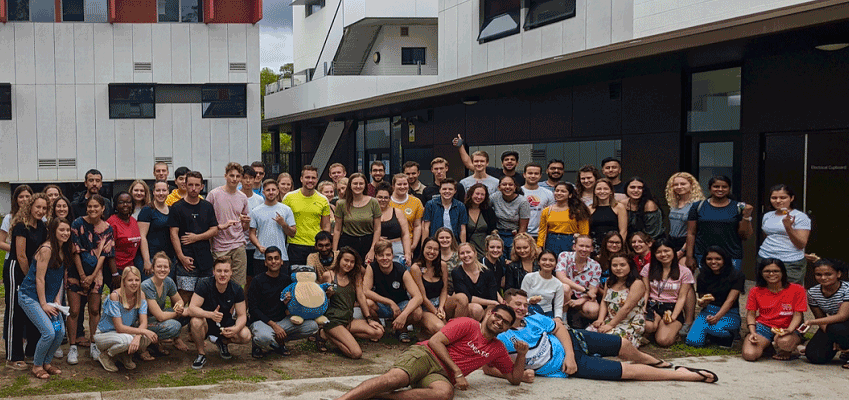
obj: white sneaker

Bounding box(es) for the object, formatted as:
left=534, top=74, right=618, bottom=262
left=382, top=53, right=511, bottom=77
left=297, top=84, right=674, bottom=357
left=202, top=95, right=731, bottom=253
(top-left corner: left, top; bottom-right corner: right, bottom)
left=55, top=347, right=64, bottom=358
left=90, top=343, right=101, bottom=359
left=67, top=345, right=79, bottom=365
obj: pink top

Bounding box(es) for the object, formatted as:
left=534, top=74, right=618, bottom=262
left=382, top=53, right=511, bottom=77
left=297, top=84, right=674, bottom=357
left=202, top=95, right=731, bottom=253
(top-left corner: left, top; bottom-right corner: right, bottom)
left=640, top=265, right=694, bottom=304
left=205, top=187, right=249, bottom=252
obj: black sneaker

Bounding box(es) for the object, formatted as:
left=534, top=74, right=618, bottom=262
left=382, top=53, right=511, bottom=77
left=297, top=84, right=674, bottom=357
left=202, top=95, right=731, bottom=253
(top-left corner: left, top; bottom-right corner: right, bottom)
left=251, top=344, right=265, bottom=359
left=192, top=354, right=207, bottom=370
left=271, top=343, right=291, bottom=356
left=216, top=340, right=232, bottom=360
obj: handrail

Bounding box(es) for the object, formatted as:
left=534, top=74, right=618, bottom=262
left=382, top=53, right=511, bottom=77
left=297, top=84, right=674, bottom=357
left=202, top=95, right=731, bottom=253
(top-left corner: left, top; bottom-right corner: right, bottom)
left=312, top=0, right=344, bottom=76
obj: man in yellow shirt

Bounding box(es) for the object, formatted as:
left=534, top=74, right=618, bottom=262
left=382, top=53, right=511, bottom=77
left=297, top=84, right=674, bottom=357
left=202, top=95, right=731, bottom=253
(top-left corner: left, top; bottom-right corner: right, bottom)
left=166, top=166, right=203, bottom=206
left=283, top=165, right=331, bottom=265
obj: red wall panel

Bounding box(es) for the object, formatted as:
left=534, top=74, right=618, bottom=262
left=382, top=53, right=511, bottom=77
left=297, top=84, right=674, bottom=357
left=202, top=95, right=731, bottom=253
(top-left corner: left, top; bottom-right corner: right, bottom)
left=206, top=0, right=261, bottom=23
left=1, top=0, right=7, bottom=23
left=111, top=0, right=157, bottom=23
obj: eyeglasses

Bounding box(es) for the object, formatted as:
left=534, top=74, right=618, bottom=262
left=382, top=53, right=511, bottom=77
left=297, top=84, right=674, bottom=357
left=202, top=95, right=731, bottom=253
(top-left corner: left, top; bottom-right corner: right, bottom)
left=762, top=270, right=782, bottom=275
left=490, top=313, right=511, bottom=324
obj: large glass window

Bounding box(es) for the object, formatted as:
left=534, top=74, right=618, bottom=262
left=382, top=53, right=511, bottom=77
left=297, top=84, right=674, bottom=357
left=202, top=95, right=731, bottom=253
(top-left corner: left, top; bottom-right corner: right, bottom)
left=524, top=0, right=576, bottom=31
left=696, top=141, right=735, bottom=193
left=7, top=0, right=54, bottom=21
left=202, top=85, right=246, bottom=118
left=7, top=0, right=30, bottom=21
left=109, top=84, right=155, bottom=119
left=688, top=67, right=741, bottom=132
left=478, top=0, right=520, bottom=43
left=158, top=0, right=179, bottom=21
left=62, top=0, right=84, bottom=21
left=84, top=0, right=107, bottom=22
left=0, top=85, right=11, bottom=121
left=401, top=48, right=426, bottom=65
left=180, top=0, right=202, bottom=22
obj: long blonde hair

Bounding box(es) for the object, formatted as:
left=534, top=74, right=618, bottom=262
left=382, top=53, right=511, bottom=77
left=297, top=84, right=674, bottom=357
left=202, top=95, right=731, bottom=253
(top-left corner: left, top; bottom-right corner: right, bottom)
left=118, top=267, right=144, bottom=310
left=665, top=172, right=705, bottom=209
left=458, top=242, right=487, bottom=271
left=128, top=180, right=152, bottom=209
left=510, top=232, right=540, bottom=263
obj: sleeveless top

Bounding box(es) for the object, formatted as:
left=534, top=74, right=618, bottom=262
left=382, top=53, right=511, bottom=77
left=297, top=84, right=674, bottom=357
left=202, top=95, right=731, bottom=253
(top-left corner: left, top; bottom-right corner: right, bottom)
left=381, top=210, right=403, bottom=241
left=590, top=205, right=619, bottom=241
left=370, top=261, right=409, bottom=304
left=19, top=257, right=65, bottom=301
left=420, top=265, right=445, bottom=300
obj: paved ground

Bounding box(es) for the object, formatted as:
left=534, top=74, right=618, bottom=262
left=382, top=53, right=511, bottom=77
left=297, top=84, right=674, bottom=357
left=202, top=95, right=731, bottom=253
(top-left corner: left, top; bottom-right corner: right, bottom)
left=18, top=355, right=849, bottom=400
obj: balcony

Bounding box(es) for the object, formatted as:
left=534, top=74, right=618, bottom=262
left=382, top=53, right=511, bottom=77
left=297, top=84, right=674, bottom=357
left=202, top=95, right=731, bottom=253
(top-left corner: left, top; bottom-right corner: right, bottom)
left=342, top=0, right=437, bottom=28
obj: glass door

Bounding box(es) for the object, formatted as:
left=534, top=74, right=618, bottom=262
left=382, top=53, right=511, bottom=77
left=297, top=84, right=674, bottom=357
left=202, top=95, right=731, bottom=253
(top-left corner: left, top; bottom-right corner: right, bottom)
left=691, top=136, right=741, bottom=197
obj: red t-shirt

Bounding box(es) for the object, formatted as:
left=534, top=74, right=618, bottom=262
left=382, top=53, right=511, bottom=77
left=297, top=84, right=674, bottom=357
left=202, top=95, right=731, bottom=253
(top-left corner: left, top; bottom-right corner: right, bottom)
left=421, top=317, right=513, bottom=383
left=107, top=215, right=142, bottom=269
left=746, top=284, right=807, bottom=329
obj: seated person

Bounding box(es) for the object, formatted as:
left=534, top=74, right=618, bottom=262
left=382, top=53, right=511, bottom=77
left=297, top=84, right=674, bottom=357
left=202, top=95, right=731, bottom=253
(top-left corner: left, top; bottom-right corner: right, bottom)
left=364, top=240, right=424, bottom=343
left=337, top=305, right=528, bottom=400
left=186, top=257, right=252, bottom=369
left=451, top=243, right=502, bottom=321
left=588, top=254, right=646, bottom=348
left=306, top=231, right=338, bottom=281
left=555, top=235, right=601, bottom=322
left=485, top=289, right=718, bottom=383
left=685, top=247, right=744, bottom=348
left=248, top=246, right=319, bottom=358
left=140, top=252, right=189, bottom=356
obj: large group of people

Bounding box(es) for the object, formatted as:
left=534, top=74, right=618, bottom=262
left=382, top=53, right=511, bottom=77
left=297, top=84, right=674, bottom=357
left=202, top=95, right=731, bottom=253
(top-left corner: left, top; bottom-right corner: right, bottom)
left=1, top=133, right=843, bottom=400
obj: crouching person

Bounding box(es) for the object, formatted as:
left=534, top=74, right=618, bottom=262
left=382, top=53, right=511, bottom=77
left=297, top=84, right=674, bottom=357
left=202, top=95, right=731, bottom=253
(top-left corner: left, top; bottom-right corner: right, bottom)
left=186, top=256, right=251, bottom=369
left=364, top=240, right=424, bottom=343
left=249, top=246, right=320, bottom=358
left=140, top=252, right=189, bottom=357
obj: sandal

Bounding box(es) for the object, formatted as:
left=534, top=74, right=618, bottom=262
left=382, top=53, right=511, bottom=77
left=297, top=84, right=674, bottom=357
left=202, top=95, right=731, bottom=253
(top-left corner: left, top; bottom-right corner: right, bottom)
left=396, top=331, right=412, bottom=344
left=315, top=328, right=329, bottom=353
left=32, top=367, right=50, bottom=380
left=647, top=359, right=674, bottom=369
left=5, top=361, right=28, bottom=371
left=44, top=365, right=62, bottom=375
left=675, top=366, right=718, bottom=383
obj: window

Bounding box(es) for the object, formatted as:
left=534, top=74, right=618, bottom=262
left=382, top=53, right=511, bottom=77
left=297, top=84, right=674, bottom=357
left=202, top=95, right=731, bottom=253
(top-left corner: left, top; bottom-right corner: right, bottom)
left=84, top=0, right=107, bottom=22
left=305, top=0, right=324, bottom=17
left=109, top=85, right=155, bottom=119
left=688, top=67, right=741, bottom=132
left=7, top=0, right=54, bottom=21
left=0, top=85, right=11, bottom=121
left=62, top=0, right=84, bottom=21
left=61, top=0, right=107, bottom=21
left=202, top=85, right=246, bottom=118
left=524, top=0, right=576, bottom=30
left=401, top=48, right=426, bottom=65
left=156, top=85, right=202, bottom=103
left=158, top=0, right=179, bottom=21
left=478, top=0, right=520, bottom=43
left=173, top=0, right=202, bottom=22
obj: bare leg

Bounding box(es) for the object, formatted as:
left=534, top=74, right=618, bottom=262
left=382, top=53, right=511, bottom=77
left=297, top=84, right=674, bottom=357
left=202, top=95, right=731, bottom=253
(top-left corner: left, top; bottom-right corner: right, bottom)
left=190, top=318, right=208, bottom=355
left=654, top=320, right=683, bottom=347
left=382, top=381, right=454, bottom=400
left=620, top=363, right=716, bottom=382
left=684, top=287, right=696, bottom=325
left=325, top=324, right=365, bottom=359
left=335, top=368, right=410, bottom=400
left=66, top=291, right=81, bottom=345
left=617, top=338, right=668, bottom=365
left=87, top=292, right=101, bottom=344
left=444, top=295, right=468, bottom=319
left=580, top=301, right=599, bottom=320
left=419, top=312, right=445, bottom=336
left=773, top=333, right=802, bottom=359
left=742, top=333, right=772, bottom=361
left=468, top=303, right=484, bottom=321
left=350, top=319, right=385, bottom=341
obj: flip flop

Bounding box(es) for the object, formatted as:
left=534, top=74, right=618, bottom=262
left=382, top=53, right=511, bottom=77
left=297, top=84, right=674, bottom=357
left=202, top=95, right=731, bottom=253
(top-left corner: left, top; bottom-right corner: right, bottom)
left=647, top=359, right=674, bottom=369
left=676, top=366, right=718, bottom=383
left=138, top=352, right=155, bottom=361
left=842, top=361, right=849, bottom=369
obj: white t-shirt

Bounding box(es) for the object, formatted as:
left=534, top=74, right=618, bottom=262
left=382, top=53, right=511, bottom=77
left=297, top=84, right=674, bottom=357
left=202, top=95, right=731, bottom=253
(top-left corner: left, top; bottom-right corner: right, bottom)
left=460, top=175, right=500, bottom=195
left=244, top=193, right=265, bottom=251
left=249, top=202, right=296, bottom=261
left=2, top=214, right=11, bottom=260
left=521, top=272, right=564, bottom=319
left=758, top=210, right=811, bottom=262
left=522, top=186, right=554, bottom=236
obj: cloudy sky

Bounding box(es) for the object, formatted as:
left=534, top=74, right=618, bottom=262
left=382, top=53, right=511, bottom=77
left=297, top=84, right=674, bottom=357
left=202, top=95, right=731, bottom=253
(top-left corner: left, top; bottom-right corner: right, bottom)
left=259, top=0, right=294, bottom=72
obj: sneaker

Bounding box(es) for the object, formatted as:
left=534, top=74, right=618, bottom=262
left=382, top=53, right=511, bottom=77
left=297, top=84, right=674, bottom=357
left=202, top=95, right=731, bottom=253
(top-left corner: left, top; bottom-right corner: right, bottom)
left=679, top=323, right=692, bottom=336
left=271, top=343, right=291, bottom=356
left=54, top=348, right=64, bottom=358
left=90, top=343, right=101, bottom=359
left=98, top=352, right=118, bottom=372
left=67, top=345, right=79, bottom=365
left=117, top=353, right=136, bottom=370
left=251, top=344, right=265, bottom=359
left=216, top=340, right=231, bottom=360
left=192, top=354, right=207, bottom=370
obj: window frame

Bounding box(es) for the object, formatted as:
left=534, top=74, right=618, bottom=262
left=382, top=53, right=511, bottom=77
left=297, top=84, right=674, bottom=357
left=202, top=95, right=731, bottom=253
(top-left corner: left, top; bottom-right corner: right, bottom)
left=157, top=0, right=203, bottom=22
left=401, top=47, right=427, bottom=66
left=0, top=84, right=11, bottom=121
left=523, top=0, right=576, bottom=31
left=305, top=0, right=324, bottom=17
left=477, top=0, right=521, bottom=44
left=686, top=65, right=743, bottom=133
left=7, top=0, right=55, bottom=22
left=201, top=84, right=247, bottom=119
left=108, top=84, right=156, bottom=120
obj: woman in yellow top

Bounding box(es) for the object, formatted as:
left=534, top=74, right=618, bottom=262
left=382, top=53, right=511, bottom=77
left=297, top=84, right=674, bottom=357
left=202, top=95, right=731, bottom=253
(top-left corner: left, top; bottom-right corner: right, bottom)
left=537, top=182, right=591, bottom=255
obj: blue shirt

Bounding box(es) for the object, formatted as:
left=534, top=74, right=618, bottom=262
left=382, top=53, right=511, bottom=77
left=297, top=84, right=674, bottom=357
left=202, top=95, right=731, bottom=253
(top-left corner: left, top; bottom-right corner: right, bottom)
left=422, top=198, right=468, bottom=240
left=498, top=313, right=567, bottom=378
left=97, top=296, right=148, bottom=333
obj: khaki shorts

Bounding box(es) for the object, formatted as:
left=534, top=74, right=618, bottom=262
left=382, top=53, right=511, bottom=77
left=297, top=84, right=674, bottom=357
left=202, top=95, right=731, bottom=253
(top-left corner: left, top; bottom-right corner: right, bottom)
left=212, top=246, right=248, bottom=287
left=393, top=345, right=450, bottom=389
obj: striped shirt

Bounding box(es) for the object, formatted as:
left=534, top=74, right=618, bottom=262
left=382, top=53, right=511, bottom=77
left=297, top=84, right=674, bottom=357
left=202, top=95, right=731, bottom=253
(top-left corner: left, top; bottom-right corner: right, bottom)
left=807, top=281, right=849, bottom=316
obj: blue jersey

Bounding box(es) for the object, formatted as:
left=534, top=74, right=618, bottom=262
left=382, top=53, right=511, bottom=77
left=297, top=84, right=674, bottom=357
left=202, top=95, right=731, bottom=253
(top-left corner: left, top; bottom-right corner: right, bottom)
left=497, top=313, right=567, bottom=378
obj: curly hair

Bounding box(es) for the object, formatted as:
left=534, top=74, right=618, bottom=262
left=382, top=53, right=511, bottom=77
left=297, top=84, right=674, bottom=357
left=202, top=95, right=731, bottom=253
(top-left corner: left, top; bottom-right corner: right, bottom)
left=664, top=172, right=705, bottom=209
left=13, top=193, right=49, bottom=228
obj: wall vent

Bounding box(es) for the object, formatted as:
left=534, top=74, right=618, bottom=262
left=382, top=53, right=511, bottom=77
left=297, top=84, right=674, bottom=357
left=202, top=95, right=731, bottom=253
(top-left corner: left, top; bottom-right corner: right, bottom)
left=229, top=63, right=247, bottom=72
left=57, top=158, right=76, bottom=168
left=38, top=159, right=57, bottom=168
left=400, top=27, right=409, bottom=36
left=154, top=156, right=173, bottom=165
left=134, top=62, right=152, bottom=71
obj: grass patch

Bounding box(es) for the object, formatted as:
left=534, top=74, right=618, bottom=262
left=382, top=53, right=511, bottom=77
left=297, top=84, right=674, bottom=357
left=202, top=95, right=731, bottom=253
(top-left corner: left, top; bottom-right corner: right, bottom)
left=137, top=367, right=266, bottom=389
left=272, top=368, right=292, bottom=380
left=0, top=376, right=120, bottom=398
left=667, top=343, right=739, bottom=357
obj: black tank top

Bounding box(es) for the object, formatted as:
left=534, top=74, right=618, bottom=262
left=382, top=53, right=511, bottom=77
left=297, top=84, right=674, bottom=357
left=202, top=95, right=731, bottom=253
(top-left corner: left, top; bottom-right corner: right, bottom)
left=421, top=267, right=444, bottom=300
left=590, top=205, right=619, bottom=240
left=381, top=210, right=403, bottom=240
left=370, top=262, right=409, bottom=304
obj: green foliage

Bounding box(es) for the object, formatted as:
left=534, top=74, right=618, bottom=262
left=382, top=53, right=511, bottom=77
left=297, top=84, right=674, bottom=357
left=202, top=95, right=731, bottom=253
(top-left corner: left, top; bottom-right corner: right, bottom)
left=261, top=132, right=293, bottom=153
left=0, top=376, right=120, bottom=398
left=137, top=368, right=266, bottom=389
left=667, top=343, right=739, bottom=357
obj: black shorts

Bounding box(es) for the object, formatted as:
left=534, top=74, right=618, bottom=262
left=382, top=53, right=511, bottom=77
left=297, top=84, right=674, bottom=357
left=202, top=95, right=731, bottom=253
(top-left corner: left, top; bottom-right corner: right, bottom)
left=205, top=319, right=236, bottom=337
left=646, top=301, right=686, bottom=324
left=287, top=243, right=314, bottom=266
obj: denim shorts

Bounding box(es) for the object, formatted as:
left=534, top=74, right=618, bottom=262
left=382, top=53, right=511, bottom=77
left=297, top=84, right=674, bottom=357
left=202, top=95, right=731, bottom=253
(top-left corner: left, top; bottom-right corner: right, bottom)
left=754, top=322, right=802, bottom=342
left=377, top=299, right=411, bottom=319
left=545, top=233, right=575, bottom=256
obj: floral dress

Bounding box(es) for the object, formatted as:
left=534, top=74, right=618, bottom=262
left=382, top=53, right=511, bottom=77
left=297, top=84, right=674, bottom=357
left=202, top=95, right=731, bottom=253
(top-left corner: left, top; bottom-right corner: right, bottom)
left=590, top=287, right=646, bottom=348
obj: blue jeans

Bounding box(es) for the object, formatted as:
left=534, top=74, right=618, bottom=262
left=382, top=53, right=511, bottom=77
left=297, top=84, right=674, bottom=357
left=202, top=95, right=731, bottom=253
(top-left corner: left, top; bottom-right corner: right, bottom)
left=499, top=231, right=515, bottom=260
left=545, top=233, right=575, bottom=256
left=251, top=317, right=319, bottom=350
left=148, top=314, right=183, bottom=341
left=685, top=304, right=740, bottom=347
left=18, top=292, right=65, bottom=367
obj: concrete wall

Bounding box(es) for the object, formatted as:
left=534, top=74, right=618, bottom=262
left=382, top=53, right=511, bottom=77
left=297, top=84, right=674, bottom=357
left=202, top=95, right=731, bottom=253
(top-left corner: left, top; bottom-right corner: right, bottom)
left=292, top=0, right=340, bottom=73
left=343, top=0, right=438, bottom=27
left=361, top=24, right=438, bottom=75
left=0, top=22, right=261, bottom=185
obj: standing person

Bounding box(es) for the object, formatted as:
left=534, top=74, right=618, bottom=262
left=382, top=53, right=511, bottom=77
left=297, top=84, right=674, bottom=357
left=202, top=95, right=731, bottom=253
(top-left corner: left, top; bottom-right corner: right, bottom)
left=390, top=173, right=424, bottom=257
left=452, top=243, right=502, bottom=321
left=463, top=183, right=497, bottom=258
left=454, top=134, right=525, bottom=187
left=367, top=161, right=387, bottom=197
left=539, top=159, right=566, bottom=192
left=375, top=185, right=412, bottom=267
left=423, top=157, right=465, bottom=202
left=306, top=231, right=338, bottom=280
left=107, top=192, right=145, bottom=277
left=758, top=184, right=811, bottom=285
left=4, top=194, right=49, bottom=370
left=2, top=185, right=33, bottom=366
left=422, top=179, right=468, bottom=242
left=410, top=237, right=450, bottom=335
left=206, top=163, right=251, bottom=288
left=333, top=173, right=381, bottom=263
left=601, top=158, right=625, bottom=194
left=138, top=181, right=174, bottom=278
left=128, top=180, right=151, bottom=219
left=284, top=165, right=331, bottom=266
left=364, top=240, right=424, bottom=343
left=459, top=151, right=500, bottom=195
left=685, top=247, right=745, bottom=348
left=318, top=181, right=337, bottom=230
left=153, top=161, right=170, bottom=183
left=336, top=306, right=527, bottom=400
left=491, top=175, right=529, bottom=257
left=589, top=254, right=647, bottom=348
left=537, top=182, right=590, bottom=256
left=93, top=267, right=158, bottom=372
left=403, top=161, right=427, bottom=203
left=686, top=176, right=754, bottom=271
left=588, top=179, right=628, bottom=252
left=240, top=166, right=264, bottom=289
left=140, top=252, right=188, bottom=355
left=642, top=239, right=694, bottom=348
left=504, top=233, right=540, bottom=291
left=665, top=173, right=705, bottom=258
left=250, top=161, right=267, bottom=197
left=522, top=163, right=554, bottom=241
left=67, top=195, right=115, bottom=365
left=72, top=169, right=114, bottom=218
left=17, top=218, right=73, bottom=379
left=576, top=165, right=602, bottom=207
left=186, top=257, right=252, bottom=369
left=248, top=246, right=319, bottom=358
left=318, top=247, right=384, bottom=358
left=335, top=178, right=349, bottom=204
left=169, top=171, right=222, bottom=306
left=556, top=235, right=602, bottom=322
left=801, top=258, right=849, bottom=366
left=166, top=167, right=196, bottom=206
left=48, top=196, right=73, bottom=223
left=742, top=258, right=806, bottom=362
left=328, top=163, right=347, bottom=186
left=276, top=173, right=294, bottom=200
left=622, top=177, right=664, bottom=240
left=249, top=180, right=296, bottom=277
left=521, top=249, right=564, bottom=322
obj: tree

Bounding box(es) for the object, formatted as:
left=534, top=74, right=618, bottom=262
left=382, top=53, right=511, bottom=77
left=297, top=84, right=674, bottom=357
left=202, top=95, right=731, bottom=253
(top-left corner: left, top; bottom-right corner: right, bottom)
left=259, top=67, right=279, bottom=120
left=279, top=63, right=293, bottom=79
